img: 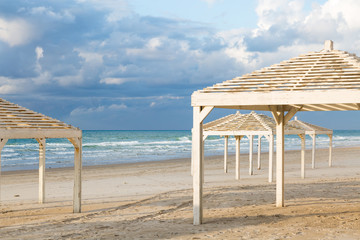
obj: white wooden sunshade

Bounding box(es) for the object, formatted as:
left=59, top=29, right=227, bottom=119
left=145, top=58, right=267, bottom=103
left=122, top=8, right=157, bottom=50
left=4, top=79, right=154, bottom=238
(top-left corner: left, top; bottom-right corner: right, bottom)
left=192, top=41, right=360, bottom=111
left=0, top=98, right=81, bottom=139
left=0, top=98, right=82, bottom=213
left=203, top=111, right=304, bottom=135
left=191, top=40, right=349, bottom=225
left=288, top=117, right=333, bottom=135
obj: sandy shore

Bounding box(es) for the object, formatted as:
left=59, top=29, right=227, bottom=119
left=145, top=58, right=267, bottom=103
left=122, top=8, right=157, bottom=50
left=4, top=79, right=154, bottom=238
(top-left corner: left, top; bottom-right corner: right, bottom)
left=0, top=146, right=360, bottom=239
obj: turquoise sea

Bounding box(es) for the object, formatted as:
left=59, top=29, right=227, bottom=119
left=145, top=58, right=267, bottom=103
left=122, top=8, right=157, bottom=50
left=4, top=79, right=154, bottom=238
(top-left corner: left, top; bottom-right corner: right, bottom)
left=1, top=130, right=360, bottom=171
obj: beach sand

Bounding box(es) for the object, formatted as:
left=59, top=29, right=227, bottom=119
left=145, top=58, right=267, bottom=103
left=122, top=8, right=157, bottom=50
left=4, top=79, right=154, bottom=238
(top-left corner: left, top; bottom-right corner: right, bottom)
left=0, top=146, right=360, bottom=239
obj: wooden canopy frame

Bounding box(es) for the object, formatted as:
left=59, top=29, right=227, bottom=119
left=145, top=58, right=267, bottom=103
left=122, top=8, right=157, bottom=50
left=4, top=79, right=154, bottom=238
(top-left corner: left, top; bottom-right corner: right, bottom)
left=0, top=98, right=82, bottom=213
left=191, top=40, right=359, bottom=225
left=201, top=111, right=306, bottom=182
left=288, top=117, right=333, bottom=168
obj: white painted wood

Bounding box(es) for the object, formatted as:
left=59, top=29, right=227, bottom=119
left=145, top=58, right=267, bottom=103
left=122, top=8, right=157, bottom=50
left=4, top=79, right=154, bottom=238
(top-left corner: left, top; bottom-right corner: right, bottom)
left=192, top=106, right=213, bottom=225
left=275, top=108, right=285, bottom=207
left=192, top=90, right=360, bottom=109
left=235, top=136, right=242, bottom=180
left=268, top=135, right=274, bottom=183
left=311, top=134, right=316, bottom=169
left=328, top=134, right=333, bottom=167
left=68, top=137, right=82, bottom=213
left=257, top=136, right=261, bottom=170
left=224, top=136, right=228, bottom=173
left=284, top=107, right=300, bottom=124
left=249, top=135, right=254, bottom=175
left=36, top=138, right=46, bottom=204
left=0, top=139, right=8, bottom=202
left=298, top=134, right=306, bottom=179
left=324, top=40, right=333, bottom=51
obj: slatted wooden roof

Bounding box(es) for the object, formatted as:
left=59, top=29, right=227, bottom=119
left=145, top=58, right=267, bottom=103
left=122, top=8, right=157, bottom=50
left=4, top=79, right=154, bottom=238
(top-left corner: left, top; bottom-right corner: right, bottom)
left=204, top=111, right=304, bottom=135
left=192, top=41, right=360, bottom=111
left=288, top=117, right=333, bottom=135
left=0, top=98, right=81, bottom=139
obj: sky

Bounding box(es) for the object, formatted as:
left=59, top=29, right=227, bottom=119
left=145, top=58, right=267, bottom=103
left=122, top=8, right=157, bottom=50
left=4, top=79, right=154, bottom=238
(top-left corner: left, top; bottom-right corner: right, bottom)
left=1, top=0, right=360, bottom=130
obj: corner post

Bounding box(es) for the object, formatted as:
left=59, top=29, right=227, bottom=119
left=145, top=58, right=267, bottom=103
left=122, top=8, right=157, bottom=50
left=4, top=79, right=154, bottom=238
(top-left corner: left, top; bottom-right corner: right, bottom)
left=298, top=134, right=306, bottom=179
left=192, top=106, right=213, bottom=225
left=68, top=137, right=82, bottom=213
left=36, top=138, right=46, bottom=204
left=268, top=134, right=274, bottom=183
left=0, top=139, right=8, bottom=202
left=224, top=136, right=229, bottom=173
left=248, top=135, right=254, bottom=175
left=328, top=134, right=333, bottom=167
left=273, top=107, right=285, bottom=207
left=311, top=134, right=316, bottom=169
left=257, top=136, right=262, bottom=170
left=235, top=136, right=242, bottom=180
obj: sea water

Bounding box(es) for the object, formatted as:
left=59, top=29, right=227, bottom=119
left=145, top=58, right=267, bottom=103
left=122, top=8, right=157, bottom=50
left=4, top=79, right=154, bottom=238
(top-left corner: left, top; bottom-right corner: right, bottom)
left=1, top=130, right=360, bottom=171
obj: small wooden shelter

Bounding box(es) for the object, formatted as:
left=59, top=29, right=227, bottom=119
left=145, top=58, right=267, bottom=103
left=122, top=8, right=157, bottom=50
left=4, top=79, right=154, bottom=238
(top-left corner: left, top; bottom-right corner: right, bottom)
left=191, top=40, right=360, bottom=224
left=288, top=117, right=333, bottom=168
left=0, top=98, right=82, bottom=213
left=202, top=111, right=305, bottom=182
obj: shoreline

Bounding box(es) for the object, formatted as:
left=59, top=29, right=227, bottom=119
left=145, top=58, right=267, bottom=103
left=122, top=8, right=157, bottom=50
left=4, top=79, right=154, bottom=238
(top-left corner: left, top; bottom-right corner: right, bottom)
left=2, top=144, right=358, bottom=176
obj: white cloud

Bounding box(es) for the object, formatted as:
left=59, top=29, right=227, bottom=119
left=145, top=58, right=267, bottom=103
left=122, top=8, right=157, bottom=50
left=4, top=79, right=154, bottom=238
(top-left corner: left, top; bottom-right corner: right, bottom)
left=150, top=102, right=156, bottom=107
left=35, top=46, right=44, bottom=60
left=109, top=103, right=127, bottom=110
left=0, top=18, right=35, bottom=46
left=76, top=0, right=131, bottom=22
left=0, top=77, right=30, bottom=94
left=70, top=103, right=127, bottom=116
left=30, top=6, right=75, bottom=22
left=100, top=77, right=129, bottom=85
left=70, top=106, right=106, bottom=116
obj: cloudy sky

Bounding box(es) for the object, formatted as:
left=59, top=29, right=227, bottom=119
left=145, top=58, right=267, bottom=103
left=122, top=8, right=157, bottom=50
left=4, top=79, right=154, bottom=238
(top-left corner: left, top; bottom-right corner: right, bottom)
left=1, top=0, right=360, bottom=130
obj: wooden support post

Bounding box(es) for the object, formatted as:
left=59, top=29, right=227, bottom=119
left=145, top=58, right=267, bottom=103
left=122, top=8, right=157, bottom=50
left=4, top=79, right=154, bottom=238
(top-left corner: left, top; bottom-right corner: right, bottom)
left=298, top=134, right=306, bottom=179
left=257, top=136, right=262, bottom=170
left=224, top=136, right=228, bottom=173
left=272, top=107, right=285, bottom=207
left=192, top=106, right=213, bottom=225
left=68, top=137, right=82, bottom=213
left=311, top=134, right=316, bottom=169
left=235, top=136, right=242, bottom=180
left=268, top=135, right=274, bottom=183
left=0, top=139, right=8, bottom=202
left=36, top=138, right=46, bottom=204
left=248, top=135, right=254, bottom=175
left=328, top=134, right=333, bottom=167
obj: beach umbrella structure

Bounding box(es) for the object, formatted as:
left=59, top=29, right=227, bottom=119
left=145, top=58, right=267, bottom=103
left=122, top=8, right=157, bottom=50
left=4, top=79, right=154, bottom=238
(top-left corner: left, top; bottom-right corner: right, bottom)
left=201, top=112, right=333, bottom=181
left=201, top=111, right=305, bottom=182
left=191, top=40, right=360, bottom=225
left=288, top=117, right=333, bottom=168
left=0, top=98, right=82, bottom=213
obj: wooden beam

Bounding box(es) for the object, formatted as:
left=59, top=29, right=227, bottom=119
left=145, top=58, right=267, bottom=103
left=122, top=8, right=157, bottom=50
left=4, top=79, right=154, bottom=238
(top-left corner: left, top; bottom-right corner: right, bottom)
left=298, top=134, right=306, bottom=179
left=199, top=106, right=214, bottom=123
left=68, top=137, right=82, bottom=213
left=284, top=106, right=301, bottom=124
left=192, top=106, right=204, bottom=225
left=268, top=135, right=274, bottom=183
left=269, top=106, right=280, bottom=124
left=0, top=138, right=8, bottom=202
left=310, top=134, right=316, bottom=169
left=257, top=136, right=261, bottom=170
left=36, top=138, right=46, bottom=204
left=248, top=135, right=254, bottom=175
left=328, top=134, right=333, bottom=167
left=224, top=136, right=228, bottom=173
left=275, top=107, right=285, bottom=207
left=235, top=136, right=243, bottom=180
